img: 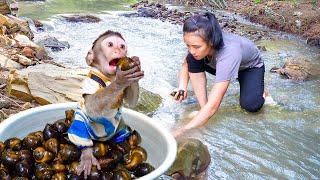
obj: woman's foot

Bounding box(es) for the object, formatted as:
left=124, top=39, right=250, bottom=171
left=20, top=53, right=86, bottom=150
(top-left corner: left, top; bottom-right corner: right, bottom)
left=263, top=89, right=277, bottom=106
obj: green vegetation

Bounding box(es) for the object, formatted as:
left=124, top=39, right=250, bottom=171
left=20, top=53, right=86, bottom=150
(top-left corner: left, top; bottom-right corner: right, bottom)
left=254, top=0, right=261, bottom=4
left=311, top=0, right=318, bottom=7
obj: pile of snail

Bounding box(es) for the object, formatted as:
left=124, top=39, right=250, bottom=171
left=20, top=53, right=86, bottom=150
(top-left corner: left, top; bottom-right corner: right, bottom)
left=0, top=109, right=154, bottom=180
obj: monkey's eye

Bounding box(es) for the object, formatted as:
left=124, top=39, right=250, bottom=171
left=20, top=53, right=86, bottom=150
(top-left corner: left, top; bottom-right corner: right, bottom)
left=108, top=42, right=113, bottom=47
left=120, top=44, right=126, bottom=49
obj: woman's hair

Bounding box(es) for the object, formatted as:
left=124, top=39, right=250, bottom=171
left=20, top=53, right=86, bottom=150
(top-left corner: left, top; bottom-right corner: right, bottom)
left=92, top=30, right=125, bottom=49
left=183, top=12, right=224, bottom=51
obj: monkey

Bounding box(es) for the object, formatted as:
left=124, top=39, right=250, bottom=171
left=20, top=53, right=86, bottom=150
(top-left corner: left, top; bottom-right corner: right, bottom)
left=67, top=30, right=144, bottom=178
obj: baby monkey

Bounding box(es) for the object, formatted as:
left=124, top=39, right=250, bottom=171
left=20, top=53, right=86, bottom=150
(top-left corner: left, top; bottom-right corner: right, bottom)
left=67, top=30, right=144, bottom=178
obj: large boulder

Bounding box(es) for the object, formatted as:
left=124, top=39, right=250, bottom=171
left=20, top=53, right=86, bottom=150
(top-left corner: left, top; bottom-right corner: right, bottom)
left=166, top=138, right=211, bottom=179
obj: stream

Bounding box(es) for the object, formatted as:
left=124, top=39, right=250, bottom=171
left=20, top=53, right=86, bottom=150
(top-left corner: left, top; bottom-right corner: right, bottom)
left=18, top=0, right=320, bottom=179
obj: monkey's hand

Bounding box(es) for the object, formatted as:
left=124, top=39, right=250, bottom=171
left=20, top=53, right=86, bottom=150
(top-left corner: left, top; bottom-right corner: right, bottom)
left=130, top=56, right=141, bottom=71
left=76, top=147, right=101, bottom=179
left=115, top=62, right=144, bottom=88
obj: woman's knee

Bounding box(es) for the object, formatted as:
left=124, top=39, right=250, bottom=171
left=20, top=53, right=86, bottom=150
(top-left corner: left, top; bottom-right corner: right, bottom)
left=240, top=98, right=264, bottom=112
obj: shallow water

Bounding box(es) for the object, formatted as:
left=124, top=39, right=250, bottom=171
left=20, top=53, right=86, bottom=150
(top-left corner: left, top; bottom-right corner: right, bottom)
left=18, top=1, right=320, bottom=179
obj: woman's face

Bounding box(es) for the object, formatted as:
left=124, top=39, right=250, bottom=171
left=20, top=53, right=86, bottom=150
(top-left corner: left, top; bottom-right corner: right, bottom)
left=183, top=32, right=212, bottom=60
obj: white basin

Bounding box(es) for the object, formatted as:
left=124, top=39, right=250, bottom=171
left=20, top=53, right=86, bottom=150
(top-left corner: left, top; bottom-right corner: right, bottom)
left=0, top=102, right=177, bottom=180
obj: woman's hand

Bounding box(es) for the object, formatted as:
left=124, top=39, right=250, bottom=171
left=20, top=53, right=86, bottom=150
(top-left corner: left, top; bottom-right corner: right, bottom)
left=171, top=89, right=187, bottom=103
left=171, top=127, right=187, bottom=138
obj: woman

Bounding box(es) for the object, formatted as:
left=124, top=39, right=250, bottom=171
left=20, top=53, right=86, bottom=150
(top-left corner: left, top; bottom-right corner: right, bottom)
left=172, top=12, right=275, bottom=137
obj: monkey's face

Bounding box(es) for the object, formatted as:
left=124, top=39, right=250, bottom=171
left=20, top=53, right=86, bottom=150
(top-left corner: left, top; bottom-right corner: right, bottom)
left=97, top=36, right=127, bottom=75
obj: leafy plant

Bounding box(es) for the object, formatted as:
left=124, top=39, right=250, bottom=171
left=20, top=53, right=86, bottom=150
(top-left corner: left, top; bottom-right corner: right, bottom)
left=311, top=0, right=318, bottom=8
left=254, top=0, right=261, bottom=4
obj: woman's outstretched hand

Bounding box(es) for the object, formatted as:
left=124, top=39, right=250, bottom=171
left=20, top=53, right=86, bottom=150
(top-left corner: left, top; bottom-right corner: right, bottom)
left=171, top=89, right=187, bottom=103
left=171, top=127, right=187, bottom=138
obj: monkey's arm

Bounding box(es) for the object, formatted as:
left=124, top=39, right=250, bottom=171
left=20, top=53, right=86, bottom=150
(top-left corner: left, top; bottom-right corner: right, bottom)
left=124, top=82, right=139, bottom=107
left=84, top=82, right=126, bottom=117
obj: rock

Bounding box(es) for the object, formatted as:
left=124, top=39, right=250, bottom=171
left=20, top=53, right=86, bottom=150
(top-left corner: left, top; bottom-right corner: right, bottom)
left=130, top=88, right=162, bottom=116
left=37, top=37, right=70, bottom=52
left=16, top=54, right=33, bottom=66
left=14, top=34, right=39, bottom=48
left=0, top=54, right=23, bottom=69
left=0, top=99, right=11, bottom=109
left=34, top=46, right=48, bottom=60
left=22, top=46, right=36, bottom=58
left=6, top=14, right=34, bottom=39
left=6, top=71, right=33, bottom=102
left=270, top=57, right=320, bottom=81
left=166, top=138, right=211, bottom=179
left=61, top=15, right=101, bottom=23
left=0, top=35, right=14, bottom=46
left=28, top=72, right=83, bottom=105
left=0, top=1, right=11, bottom=15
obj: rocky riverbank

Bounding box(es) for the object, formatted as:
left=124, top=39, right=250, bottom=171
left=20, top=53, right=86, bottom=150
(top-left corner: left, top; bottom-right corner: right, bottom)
left=0, top=1, right=163, bottom=121
left=132, top=0, right=320, bottom=47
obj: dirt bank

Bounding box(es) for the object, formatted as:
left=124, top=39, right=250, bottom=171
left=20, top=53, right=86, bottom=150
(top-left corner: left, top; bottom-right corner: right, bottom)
left=226, top=0, right=320, bottom=47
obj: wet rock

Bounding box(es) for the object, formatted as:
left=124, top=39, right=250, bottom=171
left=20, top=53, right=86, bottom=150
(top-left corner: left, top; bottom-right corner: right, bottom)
left=61, top=15, right=101, bottom=23
left=129, top=1, right=193, bottom=25
left=166, top=138, right=211, bottom=179
left=270, top=57, right=320, bottom=81
left=138, top=7, right=157, bottom=17
left=131, top=88, right=162, bottom=116
left=37, top=37, right=70, bottom=52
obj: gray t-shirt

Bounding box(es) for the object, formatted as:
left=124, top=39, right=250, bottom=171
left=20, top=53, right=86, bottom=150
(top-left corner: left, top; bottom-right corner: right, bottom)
left=190, top=32, right=263, bottom=83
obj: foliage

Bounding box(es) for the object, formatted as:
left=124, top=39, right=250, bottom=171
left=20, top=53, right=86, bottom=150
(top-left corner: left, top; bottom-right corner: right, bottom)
left=254, top=0, right=261, bottom=4
left=311, top=0, right=318, bottom=7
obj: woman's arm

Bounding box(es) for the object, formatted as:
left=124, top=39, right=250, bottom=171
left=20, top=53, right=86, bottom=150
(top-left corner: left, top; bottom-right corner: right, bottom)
left=189, top=72, right=207, bottom=107
left=174, top=58, right=189, bottom=102
left=172, top=80, right=230, bottom=137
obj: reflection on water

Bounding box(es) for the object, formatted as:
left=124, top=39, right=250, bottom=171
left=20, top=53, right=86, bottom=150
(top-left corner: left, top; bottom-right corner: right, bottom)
left=19, top=1, right=320, bottom=178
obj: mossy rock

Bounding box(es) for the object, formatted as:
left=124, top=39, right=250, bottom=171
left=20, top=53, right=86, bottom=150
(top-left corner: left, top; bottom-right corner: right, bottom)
left=131, top=87, right=162, bottom=116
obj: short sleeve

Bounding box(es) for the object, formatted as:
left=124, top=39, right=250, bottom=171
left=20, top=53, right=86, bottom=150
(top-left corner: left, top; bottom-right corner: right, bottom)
left=215, top=47, right=242, bottom=83
left=186, top=53, right=205, bottom=73
left=81, top=77, right=100, bottom=96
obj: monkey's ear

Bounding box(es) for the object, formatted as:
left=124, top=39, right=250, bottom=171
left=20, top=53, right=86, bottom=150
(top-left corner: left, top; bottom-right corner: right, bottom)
left=85, top=49, right=94, bottom=66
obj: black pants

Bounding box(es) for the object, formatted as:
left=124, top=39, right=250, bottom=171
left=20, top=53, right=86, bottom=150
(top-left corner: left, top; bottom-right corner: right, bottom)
left=187, top=59, right=265, bottom=112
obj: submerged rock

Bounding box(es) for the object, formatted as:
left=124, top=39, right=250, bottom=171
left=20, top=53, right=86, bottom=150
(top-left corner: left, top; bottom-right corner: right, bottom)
left=166, top=138, right=211, bottom=179
left=37, top=37, right=70, bottom=52
left=61, top=15, right=101, bottom=23
left=270, top=57, right=320, bottom=81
